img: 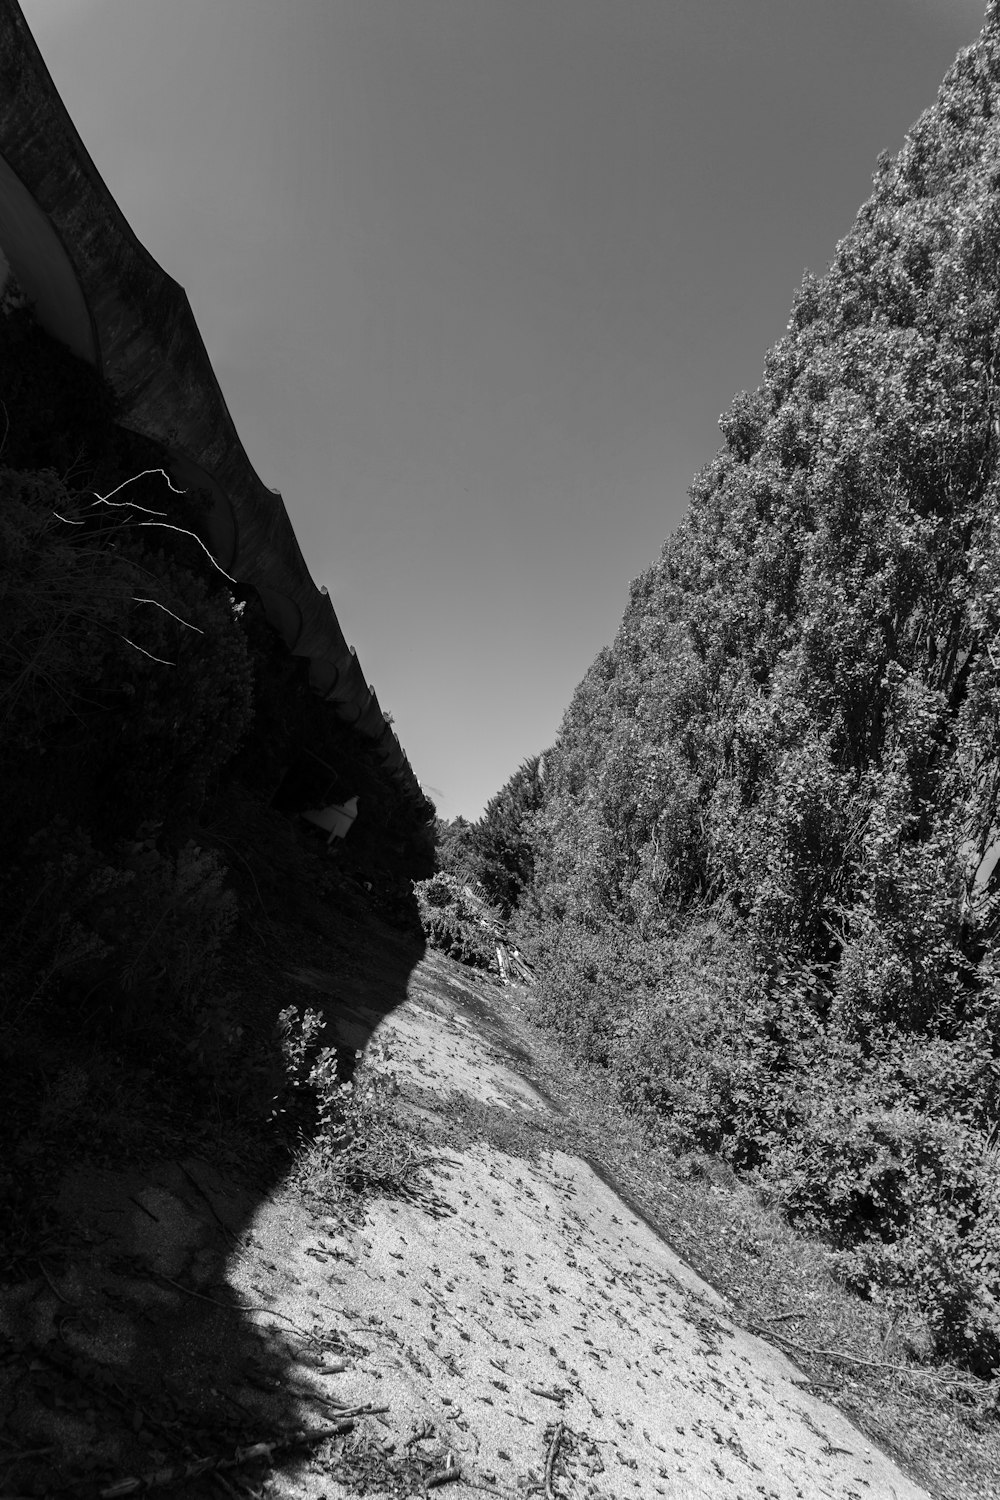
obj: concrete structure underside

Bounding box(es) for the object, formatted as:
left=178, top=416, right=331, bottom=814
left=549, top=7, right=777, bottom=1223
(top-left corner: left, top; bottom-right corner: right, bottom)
left=0, top=1, right=428, bottom=812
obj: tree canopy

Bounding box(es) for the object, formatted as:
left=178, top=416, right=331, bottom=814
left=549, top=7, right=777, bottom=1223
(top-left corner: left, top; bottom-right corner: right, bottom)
left=499, top=7, right=1000, bottom=1374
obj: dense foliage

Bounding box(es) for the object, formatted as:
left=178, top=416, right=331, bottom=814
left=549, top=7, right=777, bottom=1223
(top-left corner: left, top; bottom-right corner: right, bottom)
left=414, top=873, right=497, bottom=969
left=435, top=755, right=544, bottom=914
left=506, top=11, right=1000, bottom=1374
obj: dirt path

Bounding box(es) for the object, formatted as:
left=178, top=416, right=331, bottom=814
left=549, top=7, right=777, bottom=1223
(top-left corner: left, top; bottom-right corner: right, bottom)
left=4, top=942, right=934, bottom=1498
left=229, top=950, right=931, bottom=1500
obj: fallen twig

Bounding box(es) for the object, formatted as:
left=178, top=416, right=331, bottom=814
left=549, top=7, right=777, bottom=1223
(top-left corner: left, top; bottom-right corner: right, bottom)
left=128, top=1195, right=160, bottom=1223
left=179, top=1161, right=238, bottom=1245
left=152, top=1272, right=316, bottom=1340
left=213, top=1385, right=262, bottom=1426
left=208, top=1472, right=242, bottom=1498
left=334, top=1404, right=390, bottom=1419
left=151, top=1272, right=230, bottom=1308
left=543, top=1421, right=565, bottom=1500
left=426, top=1460, right=462, bottom=1489
left=37, top=1261, right=72, bottom=1305
left=0, top=1443, right=55, bottom=1482
left=747, top=1319, right=983, bottom=1388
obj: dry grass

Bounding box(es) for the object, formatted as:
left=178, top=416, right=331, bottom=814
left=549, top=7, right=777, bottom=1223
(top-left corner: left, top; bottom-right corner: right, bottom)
left=288, top=1052, right=460, bottom=1224
left=399, top=1080, right=582, bottom=1164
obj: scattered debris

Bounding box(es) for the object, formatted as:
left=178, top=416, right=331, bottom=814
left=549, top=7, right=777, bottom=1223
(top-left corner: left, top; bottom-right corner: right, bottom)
left=97, top=1423, right=354, bottom=1498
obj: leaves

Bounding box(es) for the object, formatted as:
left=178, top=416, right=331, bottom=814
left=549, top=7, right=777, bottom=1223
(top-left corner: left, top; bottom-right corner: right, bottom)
left=502, top=7, right=1000, bottom=1373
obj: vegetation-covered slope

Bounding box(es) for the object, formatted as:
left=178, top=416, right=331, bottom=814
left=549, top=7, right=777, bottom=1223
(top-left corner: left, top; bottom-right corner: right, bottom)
left=472, top=9, right=1000, bottom=1375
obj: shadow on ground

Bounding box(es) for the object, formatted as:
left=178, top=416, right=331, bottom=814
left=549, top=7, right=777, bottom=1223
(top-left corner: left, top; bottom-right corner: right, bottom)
left=0, top=798, right=425, bottom=1498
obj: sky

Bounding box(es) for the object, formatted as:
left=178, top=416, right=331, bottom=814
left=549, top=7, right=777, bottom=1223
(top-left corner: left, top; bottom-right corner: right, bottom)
left=19, top=0, right=989, bottom=818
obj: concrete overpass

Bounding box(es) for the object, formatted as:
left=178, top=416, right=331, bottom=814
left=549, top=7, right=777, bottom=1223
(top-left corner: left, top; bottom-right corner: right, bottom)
left=0, top=0, right=430, bottom=814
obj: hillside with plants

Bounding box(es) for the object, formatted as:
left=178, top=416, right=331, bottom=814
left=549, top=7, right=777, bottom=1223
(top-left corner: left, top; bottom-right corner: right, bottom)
left=456, top=8, right=1000, bottom=1381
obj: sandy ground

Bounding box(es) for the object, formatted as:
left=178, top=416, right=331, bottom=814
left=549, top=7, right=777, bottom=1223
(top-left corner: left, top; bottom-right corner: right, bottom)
left=225, top=951, right=932, bottom=1500
left=3, top=945, right=933, bottom=1498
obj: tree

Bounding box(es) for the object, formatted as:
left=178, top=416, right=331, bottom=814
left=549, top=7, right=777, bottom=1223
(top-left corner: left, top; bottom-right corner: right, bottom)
left=493, top=8, right=1000, bottom=1368
left=470, top=756, right=546, bottom=914
left=434, top=816, right=478, bottom=878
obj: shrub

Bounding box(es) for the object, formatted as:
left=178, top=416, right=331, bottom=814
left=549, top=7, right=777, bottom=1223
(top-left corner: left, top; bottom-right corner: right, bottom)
left=414, top=873, right=496, bottom=969
left=490, top=11, right=1000, bottom=1379
left=777, top=1102, right=1000, bottom=1373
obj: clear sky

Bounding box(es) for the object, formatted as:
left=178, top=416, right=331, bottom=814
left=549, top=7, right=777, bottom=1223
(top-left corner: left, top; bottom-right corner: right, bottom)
left=20, top=0, right=988, bottom=818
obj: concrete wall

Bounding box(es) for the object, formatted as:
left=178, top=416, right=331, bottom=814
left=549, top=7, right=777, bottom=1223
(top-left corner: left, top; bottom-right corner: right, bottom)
left=0, top=0, right=431, bottom=815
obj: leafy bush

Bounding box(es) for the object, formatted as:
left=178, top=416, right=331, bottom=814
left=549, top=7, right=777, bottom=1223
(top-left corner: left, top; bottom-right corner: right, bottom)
left=776, top=1103, right=1000, bottom=1374
left=433, top=758, right=544, bottom=913
left=414, top=873, right=496, bottom=969
left=273, top=1015, right=428, bottom=1208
